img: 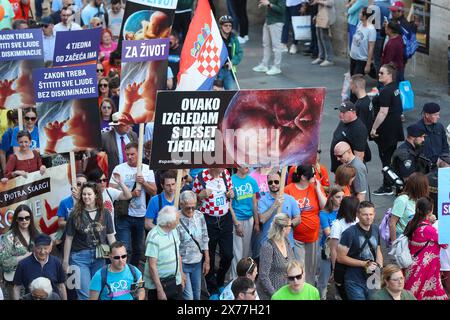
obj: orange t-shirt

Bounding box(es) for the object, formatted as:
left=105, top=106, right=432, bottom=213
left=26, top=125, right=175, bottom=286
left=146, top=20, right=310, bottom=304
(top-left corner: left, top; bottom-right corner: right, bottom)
left=342, top=185, right=351, bottom=197
left=284, top=183, right=325, bottom=243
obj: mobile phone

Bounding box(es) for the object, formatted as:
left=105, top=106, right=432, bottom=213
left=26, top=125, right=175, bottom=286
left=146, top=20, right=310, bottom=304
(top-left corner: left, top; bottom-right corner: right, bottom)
left=130, top=281, right=144, bottom=291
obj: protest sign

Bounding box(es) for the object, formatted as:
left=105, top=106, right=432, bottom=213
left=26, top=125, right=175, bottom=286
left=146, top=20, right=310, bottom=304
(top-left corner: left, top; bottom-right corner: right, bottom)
left=37, top=98, right=101, bottom=155
left=150, top=88, right=325, bottom=169
left=0, top=29, right=44, bottom=61
left=0, top=164, right=71, bottom=236
left=33, top=64, right=98, bottom=102
left=0, top=59, right=44, bottom=109
left=53, top=28, right=101, bottom=66
left=117, top=0, right=177, bottom=125
left=438, top=168, right=450, bottom=244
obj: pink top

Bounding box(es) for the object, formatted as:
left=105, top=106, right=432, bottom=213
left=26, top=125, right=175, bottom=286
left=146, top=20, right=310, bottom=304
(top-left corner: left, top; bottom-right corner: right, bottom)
left=100, top=42, right=118, bottom=62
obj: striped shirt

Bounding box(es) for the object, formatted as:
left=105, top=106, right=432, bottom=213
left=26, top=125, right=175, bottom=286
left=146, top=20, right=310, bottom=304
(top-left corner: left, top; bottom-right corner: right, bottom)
left=177, top=211, right=209, bottom=264
left=144, top=226, right=181, bottom=290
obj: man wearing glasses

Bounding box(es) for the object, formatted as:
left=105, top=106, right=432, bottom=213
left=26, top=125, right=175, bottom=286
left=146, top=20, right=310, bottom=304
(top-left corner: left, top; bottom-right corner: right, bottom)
left=231, top=277, right=257, bottom=300
left=41, top=16, right=56, bottom=64
left=334, top=141, right=368, bottom=202
left=257, top=170, right=300, bottom=259
left=272, top=260, right=320, bottom=300
left=89, top=241, right=144, bottom=300
left=54, top=6, right=82, bottom=32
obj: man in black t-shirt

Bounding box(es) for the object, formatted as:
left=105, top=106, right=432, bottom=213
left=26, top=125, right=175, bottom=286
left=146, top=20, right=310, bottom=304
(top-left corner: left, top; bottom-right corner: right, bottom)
left=330, top=101, right=369, bottom=173
left=370, top=64, right=404, bottom=195
left=351, top=74, right=374, bottom=135
left=337, top=201, right=382, bottom=300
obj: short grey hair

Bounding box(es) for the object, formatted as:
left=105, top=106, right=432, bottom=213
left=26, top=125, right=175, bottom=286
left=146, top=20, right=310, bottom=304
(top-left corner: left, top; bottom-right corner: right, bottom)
left=157, top=206, right=178, bottom=227
left=29, top=277, right=53, bottom=296
left=180, top=190, right=197, bottom=205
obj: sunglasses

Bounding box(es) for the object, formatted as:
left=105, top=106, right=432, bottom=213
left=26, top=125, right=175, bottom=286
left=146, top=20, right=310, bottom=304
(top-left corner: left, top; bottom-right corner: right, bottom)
left=97, top=69, right=104, bottom=72
left=335, top=149, right=350, bottom=159
left=99, top=83, right=108, bottom=87
left=268, top=180, right=280, bottom=185
left=96, top=178, right=108, bottom=183
left=17, top=216, right=31, bottom=222
left=287, top=273, right=303, bottom=282
left=246, top=257, right=255, bottom=275
left=112, top=254, right=127, bottom=260
left=25, top=116, right=37, bottom=121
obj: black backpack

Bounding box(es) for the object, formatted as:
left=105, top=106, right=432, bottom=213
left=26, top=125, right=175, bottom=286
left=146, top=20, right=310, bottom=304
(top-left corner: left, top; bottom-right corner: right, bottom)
left=99, top=264, right=138, bottom=300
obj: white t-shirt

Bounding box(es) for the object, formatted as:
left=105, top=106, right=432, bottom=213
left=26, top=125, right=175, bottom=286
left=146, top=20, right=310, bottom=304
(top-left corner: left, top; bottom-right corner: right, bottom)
left=103, top=187, right=121, bottom=233
left=110, top=163, right=155, bottom=217
left=350, top=22, right=377, bottom=61
left=107, top=9, right=124, bottom=38
left=54, top=22, right=82, bottom=32
left=330, top=218, right=359, bottom=240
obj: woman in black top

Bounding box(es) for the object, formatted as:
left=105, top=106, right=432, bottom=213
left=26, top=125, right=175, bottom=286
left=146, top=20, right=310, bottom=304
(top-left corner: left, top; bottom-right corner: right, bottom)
left=370, top=62, right=405, bottom=195
left=62, top=182, right=115, bottom=300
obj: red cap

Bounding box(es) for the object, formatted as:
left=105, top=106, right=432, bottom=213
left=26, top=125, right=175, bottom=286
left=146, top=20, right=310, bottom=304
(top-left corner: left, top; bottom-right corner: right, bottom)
left=389, top=1, right=405, bottom=11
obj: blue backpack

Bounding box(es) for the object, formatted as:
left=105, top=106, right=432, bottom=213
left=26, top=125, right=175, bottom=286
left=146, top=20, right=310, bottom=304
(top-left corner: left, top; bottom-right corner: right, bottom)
left=400, top=25, right=419, bottom=60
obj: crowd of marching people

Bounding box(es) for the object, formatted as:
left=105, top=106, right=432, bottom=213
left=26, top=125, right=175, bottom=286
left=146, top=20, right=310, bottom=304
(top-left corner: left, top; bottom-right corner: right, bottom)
left=1, top=0, right=450, bottom=302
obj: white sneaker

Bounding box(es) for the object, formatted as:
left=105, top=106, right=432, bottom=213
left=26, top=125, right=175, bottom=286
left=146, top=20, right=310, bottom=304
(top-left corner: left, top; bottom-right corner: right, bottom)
left=253, top=64, right=269, bottom=72
left=289, top=44, right=298, bottom=54
left=266, top=66, right=282, bottom=75
left=281, top=44, right=288, bottom=53
left=311, top=58, right=323, bottom=65
left=237, top=36, right=247, bottom=44
left=319, top=60, right=334, bottom=67
left=244, top=35, right=249, bottom=41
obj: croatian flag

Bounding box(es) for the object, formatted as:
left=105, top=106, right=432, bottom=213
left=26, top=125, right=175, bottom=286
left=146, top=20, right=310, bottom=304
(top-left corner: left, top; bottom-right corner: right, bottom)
left=176, top=0, right=228, bottom=91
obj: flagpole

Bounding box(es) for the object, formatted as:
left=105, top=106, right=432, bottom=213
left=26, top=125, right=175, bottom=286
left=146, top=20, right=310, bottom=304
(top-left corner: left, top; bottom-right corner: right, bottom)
left=228, top=57, right=241, bottom=90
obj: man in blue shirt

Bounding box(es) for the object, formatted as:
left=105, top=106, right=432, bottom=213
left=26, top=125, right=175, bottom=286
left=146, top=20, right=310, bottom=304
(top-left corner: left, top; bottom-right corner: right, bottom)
left=230, top=165, right=260, bottom=278
left=13, top=234, right=67, bottom=300
left=144, top=170, right=176, bottom=231
left=89, top=241, right=144, bottom=300
left=257, top=171, right=301, bottom=257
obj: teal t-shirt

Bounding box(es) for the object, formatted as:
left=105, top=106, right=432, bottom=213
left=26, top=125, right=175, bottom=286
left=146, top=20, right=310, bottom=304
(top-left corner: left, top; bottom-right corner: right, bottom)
left=89, top=264, right=142, bottom=300
left=392, top=194, right=416, bottom=235
left=231, top=174, right=259, bottom=221
left=272, top=283, right=320, bottom=300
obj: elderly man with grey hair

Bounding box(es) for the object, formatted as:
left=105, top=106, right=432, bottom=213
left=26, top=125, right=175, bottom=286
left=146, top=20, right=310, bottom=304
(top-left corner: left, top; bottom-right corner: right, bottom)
left=144, top=206, right=185, bottom=300
left=21, top=277, right=61, bottom=300
left=176, top=190, right=210, bottom=300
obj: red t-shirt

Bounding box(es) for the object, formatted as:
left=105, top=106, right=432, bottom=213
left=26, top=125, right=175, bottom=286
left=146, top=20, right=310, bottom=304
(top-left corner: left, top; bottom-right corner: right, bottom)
left=9, top=0, right=30, bottom=20
left=381, top=35, right=405, bottom=71
left=284, top=182, right=325, bottom=243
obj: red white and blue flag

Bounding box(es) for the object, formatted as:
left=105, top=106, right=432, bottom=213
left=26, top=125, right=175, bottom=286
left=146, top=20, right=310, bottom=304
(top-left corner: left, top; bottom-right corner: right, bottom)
left=176, top=0, right=228, bottom=90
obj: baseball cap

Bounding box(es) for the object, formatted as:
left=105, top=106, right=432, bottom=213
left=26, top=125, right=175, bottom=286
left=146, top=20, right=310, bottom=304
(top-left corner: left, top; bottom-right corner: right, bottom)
left=422, top=102, right=440, bottom=114
left=334, top=100, right=356, bottom=112
left=389, top=1, right=405, bottom=11
left=35, top=233, right=52, bottom=246
left=406, top=124, right=425, bottom=138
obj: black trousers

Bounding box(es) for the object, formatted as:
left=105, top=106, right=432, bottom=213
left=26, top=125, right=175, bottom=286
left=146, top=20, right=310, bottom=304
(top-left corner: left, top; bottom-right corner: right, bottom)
left=376, top=143, right=397, bottom=188
left=204, top=212, right=234, bottom=294
left=231, top=0, right=248, bottom=37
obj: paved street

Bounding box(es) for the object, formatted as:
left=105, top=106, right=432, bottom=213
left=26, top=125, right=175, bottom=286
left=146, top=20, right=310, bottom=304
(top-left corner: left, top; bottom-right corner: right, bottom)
left=235, top=28, right=450, bottom=224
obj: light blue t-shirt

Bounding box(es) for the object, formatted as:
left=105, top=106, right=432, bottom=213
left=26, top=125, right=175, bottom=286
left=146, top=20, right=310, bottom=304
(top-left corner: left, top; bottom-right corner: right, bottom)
left=57, top=196, right=74, bottom=220
left=81, top=4, right=105, bottom=26
left=319, top=210, right=338, bottom=247
left=231, top=174, right=259, bottom=221
left=12, top=126, right=40, bottom=150
left=145, top=193, right=174, bottom=223
left=89, top=264, right=142, bottom=300
left=258, top=193, right=300, bottom=248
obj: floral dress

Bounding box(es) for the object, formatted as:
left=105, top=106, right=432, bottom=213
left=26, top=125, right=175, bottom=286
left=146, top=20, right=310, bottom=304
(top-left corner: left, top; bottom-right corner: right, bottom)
left=404, top=220, right=448, bottom=300
left=0, top=230, right=32, bottom=274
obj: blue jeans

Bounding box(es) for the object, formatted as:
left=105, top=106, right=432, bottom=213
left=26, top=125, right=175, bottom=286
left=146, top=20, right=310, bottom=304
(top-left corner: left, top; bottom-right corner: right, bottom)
left=345, top=279, right=369, bottom=300
left=226, top=0, right=239, bottom=31
left=282, top=4, right=302, bottom=45
left=70, top=248, right=105, bottom=300
left=217, top=68, right=238, bottom=90
left=348, top=23, right=357, bottom=50
left=115, top=216, right=145, bottom=267
left=182, top=261, right=202, bottom=300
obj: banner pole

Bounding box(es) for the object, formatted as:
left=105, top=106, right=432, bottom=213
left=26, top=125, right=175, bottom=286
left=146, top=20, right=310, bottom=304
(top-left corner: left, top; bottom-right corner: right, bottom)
left=174, top=169, right=183, bottom=209
left=228, top=57, right=241, bottom=90
left=277, top=167, right=287, bottom=214
left=18, top=107, right=23, bottom=131
left=136, top=123, right=145, bottom=190
left=69, top=151, right=76, bottom=188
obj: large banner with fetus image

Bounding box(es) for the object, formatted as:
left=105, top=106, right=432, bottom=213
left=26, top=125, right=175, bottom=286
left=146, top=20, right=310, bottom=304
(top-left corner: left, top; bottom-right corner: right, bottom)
left=37, top=98, right=101, bottom=155
left=0, top=164, right=71, bottom=236
left=117, top=0, right=177, bottom=124
left=151, top=88, right=326, bottom=169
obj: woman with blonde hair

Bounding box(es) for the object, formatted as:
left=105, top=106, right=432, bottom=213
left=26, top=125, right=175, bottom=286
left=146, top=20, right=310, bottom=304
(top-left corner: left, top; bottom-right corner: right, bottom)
left=372, top=264, right=416, bottom=300
left=256, top=213, right=294, bottom=300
